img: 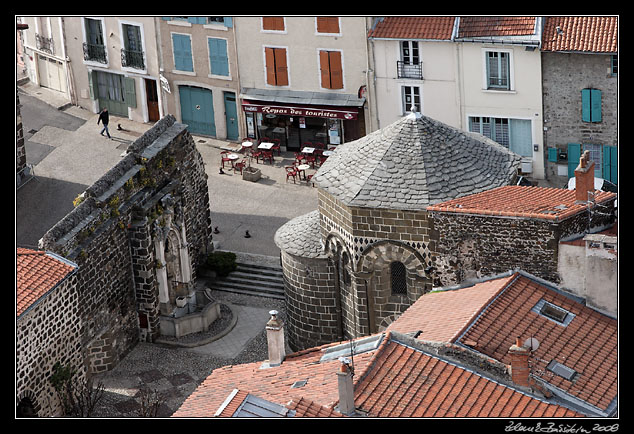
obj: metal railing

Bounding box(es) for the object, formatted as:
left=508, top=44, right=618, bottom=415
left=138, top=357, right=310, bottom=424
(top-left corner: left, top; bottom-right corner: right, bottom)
left=121, top=48, right=145, bottom=70
left=35, top=34, right=54, bottom=55
left=397, top=61, right=423, bottom=80
left=83, top=42, right=107, bottom=64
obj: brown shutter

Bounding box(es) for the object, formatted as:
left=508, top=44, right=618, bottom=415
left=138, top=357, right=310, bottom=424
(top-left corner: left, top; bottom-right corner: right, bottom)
left=265, top=47, right=276, bottom=85
left=317, top=17, right=339, bottom=33
left=329, top=51, right=343, bottom=89
left=274, top=48, right=288, bottom=86
left=263, top=17, right=284, bottom=31
left=319, top=50, right=331, bottom=89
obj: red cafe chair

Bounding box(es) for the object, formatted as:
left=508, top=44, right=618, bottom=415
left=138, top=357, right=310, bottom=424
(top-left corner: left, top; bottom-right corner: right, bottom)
left=285, top=166, right=298, bottom=183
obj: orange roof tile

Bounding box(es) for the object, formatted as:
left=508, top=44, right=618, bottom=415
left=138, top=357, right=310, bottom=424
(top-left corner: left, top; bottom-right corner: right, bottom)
left=457, top=274, right=618, bottom=415
left=427, top=185, right=616, bottom=221
left=287, top=397, right=343, bottom=417
left=353, top=334, right=581, bottom=418
left=458, top=16, right=536, bottom=38
left=16, top=248, right=77, bottom=317
left=368, top=16, right=455, bottom=40
left=542, top=16, right=618, bottom=53
left=386, top=274, right=514, bottom=341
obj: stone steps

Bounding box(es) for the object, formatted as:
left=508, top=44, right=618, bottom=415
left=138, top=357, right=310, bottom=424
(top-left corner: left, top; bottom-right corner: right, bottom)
left=210, top=262, right=285, bottom=300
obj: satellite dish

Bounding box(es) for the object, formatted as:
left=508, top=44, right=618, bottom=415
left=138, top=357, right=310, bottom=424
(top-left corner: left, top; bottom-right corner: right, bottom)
left=524, top=337, right=540, bottom=351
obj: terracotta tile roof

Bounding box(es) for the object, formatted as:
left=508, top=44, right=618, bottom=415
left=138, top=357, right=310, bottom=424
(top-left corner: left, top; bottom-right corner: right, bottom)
left=458, top=16, right=536, bottom=38
left=368, top=16, right=455, bottom=40
left=426, top=185, right=616, bottom=222
left=386, top=274, right=514, bottom=341
left=457, top=273, right=618, bottom=415
left=354, top=333, right=581, bottom=418
left=16, top=248, right=77, bottom=318
left=287, top=397, right=343, bottom=417
left=172, top=338, right=377, bottom=417
left=541, top=16, right=618, bottom=53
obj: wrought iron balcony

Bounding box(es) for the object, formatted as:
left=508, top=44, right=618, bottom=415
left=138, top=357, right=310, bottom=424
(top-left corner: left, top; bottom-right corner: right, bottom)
left=121, top=48, right=145, bottom=70
left=35, top=34, right=54, bottom=55
left=83, top=42, right=107, bottom=64
left=397, top=61, right=423, bottom=80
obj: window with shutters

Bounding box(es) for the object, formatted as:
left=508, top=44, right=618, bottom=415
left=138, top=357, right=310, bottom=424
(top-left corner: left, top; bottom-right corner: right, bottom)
left=581, top=88, right=602, bottom=123
left=83, top=18, right=107, bottom=63
left=262, top=17, right=285, bottom=32
left=319, top=50, right=343, bottom=90
left=316, top=17, right=340, bottom=35
left=264, top=47, right=288, bottom=86
left=121, top=23, right=145, bottom=70
left=390, top=262, right=407, bottom=295
left=208, top=37, right=229, bottom=77
left=172, top=33, right=193, bottom=72
left=485, top=50, right=511, bottom=90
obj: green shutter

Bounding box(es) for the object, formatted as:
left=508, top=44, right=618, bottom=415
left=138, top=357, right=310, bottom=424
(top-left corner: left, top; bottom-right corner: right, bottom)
left=88, top=70, right=98, bottom=100
left=161, top=17, right=172, bottom=21
left=590, top=89, right=602, bottom=122
left=567, top=143, right=581, bottom=179
left=208, top=38, right=229, bottom=76
left=548, top=148, right=558, bottom=163
left=581, top=89, right=591, bottom=122
left=602, top=145, right=617, bottom=184
left=124, top=77, right=136, bottom=108
left=224, top=17, right=233, bottom=27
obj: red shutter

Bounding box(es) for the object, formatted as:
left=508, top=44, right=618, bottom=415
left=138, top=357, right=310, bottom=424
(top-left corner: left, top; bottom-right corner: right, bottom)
left=329, top=51, right=343, bottom=89
left=265, top=47, right=276, bottom=85
left=274, top=48, right=288, bottom=86
left=319, top=50, right=331, bottom=89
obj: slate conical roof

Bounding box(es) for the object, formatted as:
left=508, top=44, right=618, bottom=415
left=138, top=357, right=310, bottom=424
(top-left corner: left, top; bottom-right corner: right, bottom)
left=313, top=113, right=522, bottom=210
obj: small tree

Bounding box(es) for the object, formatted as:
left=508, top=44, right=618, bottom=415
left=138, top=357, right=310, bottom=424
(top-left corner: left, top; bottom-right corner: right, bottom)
left=49, top=362, right=105, bottom=417
left=137, top=388, right=165, bottom=417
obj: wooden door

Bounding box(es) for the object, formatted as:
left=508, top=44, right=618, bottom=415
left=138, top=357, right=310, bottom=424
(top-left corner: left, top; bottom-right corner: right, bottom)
left=145, top=78, right=159, bottom=122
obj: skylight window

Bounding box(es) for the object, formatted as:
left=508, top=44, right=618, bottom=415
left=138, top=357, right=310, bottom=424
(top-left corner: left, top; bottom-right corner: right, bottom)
left=531, top=299, right=575, bottom=326
left=320, top=334, right=383, bottom=363
left=547, top=360, right=578, bottom=381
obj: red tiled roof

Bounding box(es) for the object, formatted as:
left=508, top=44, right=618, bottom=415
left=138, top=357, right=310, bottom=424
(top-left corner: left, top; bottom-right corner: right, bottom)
left=354, top=334, right=581, bottom=418
left=427, top=185, right=616, bottom=221
left=457, top=274, right=617, bottom=414
left=458, top=16, right=536, bottom=38
left=287, top=397, right=343, bottom=417
left=386, top=274, right=514, bottom=341
left=16, top=248, right=76, bottom=317
left=368, top=16, right=455, bottom=40
left=541, top=16, right=618, bottom=53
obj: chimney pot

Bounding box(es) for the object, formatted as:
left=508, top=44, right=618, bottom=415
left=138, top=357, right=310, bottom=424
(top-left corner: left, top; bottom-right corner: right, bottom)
left=574, top=151, right=596, bottom=203
left=336, top=357, right=355, bottom=416
left=508, top=338, right=530, bottom=387
left=266, top=310, right=285, bottom=367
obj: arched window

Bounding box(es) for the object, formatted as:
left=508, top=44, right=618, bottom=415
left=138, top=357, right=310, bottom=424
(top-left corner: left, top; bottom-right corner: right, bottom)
left=390, top=261, right=407, bottom=295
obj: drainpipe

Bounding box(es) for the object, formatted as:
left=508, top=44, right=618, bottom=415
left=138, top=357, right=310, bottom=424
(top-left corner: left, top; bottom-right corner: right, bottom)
left=332, top=256, right=344, bottom=342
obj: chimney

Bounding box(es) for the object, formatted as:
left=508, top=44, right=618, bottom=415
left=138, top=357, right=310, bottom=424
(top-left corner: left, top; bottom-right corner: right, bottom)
left=508, top=337, right=530, bottom=387
left=265, top=310, right=285, bottom=367
left=335, top=357, right=356, bottom=416
left=574, top=150, right=596, bottom=203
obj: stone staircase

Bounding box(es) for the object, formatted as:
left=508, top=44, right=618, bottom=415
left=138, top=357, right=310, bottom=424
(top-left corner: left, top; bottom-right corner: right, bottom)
left=211, top=261, right=286, bottom=300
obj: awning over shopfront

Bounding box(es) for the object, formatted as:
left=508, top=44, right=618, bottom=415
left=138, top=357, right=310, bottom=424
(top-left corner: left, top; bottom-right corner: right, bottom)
left=240, top=87, right=364, bottom=120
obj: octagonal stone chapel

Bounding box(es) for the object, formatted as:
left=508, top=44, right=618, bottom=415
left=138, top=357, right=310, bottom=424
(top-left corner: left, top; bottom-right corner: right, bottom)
left=275, top=112, right=522, bottom=351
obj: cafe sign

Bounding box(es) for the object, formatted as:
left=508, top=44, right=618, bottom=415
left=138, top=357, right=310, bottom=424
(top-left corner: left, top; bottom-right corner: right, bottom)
left=242, top=102, right=357, bottom=120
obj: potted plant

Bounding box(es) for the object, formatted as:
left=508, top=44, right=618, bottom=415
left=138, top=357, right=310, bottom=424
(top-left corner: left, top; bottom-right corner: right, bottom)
left=242, top=154, right=261, bottom=182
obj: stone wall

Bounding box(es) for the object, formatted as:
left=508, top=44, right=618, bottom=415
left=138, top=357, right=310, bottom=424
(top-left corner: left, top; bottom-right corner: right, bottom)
left=16, top=272, right=83, bottom=417
left=542, top=52, right=618, bottom=183
left=38, top=115, right=212, bottom=375
left=430, top=200, right=616, bottom=286
left=16, top=91, right=28, bottom=187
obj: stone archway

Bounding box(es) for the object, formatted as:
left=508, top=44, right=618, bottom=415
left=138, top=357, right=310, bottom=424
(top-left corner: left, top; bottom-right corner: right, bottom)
left=16, top=391, right=40, bottom=417
left=356, top=240, right=431, bottom=334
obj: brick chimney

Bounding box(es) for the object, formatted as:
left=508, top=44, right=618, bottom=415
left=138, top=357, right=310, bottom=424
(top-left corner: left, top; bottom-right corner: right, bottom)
left=508, top=337, right=530, bottom=387
left=335, top=357, right=356, bottom=416
left=266, top=310, right=285, bottom=367
left=574, top=150, right=596, bottom=203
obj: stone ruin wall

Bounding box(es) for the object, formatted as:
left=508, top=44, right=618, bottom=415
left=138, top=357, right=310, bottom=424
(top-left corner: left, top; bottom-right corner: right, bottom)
left=38, top=115, right=212, bottom=375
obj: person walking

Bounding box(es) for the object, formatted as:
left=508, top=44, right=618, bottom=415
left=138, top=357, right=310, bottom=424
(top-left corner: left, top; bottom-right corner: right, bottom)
left=98, top=107, right=111, bottom=139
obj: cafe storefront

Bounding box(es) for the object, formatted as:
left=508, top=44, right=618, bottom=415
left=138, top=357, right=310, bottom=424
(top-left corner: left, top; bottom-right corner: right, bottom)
left=241, top=96, right=365, bottom=151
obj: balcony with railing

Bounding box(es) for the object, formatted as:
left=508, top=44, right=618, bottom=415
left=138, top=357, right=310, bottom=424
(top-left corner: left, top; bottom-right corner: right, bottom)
left=83, top=42, right=107, bottom=64
left=121, top=48, right=145, bottom=70
left=35, top=34, right=54, bottom=55
left=397, top=61, right=423, bottom=80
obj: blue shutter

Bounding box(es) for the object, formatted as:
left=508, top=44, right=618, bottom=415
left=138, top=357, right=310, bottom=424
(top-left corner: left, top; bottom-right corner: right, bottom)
left=567, top=143, right=581, bottom=179
left=208, top=38, right=229, bottom=76
left=161, top=17, right=172, bottom=21
left=602, top=145, right=617, bottom=184
left=591, top=89, right=602, bottom=122
left=172, top=34, right=193, bottom=72
left=581, top=89, right=591, bottom=122
left=548, top=148, right=558, bottom=163
left=223, top=17, right=233, bottom=27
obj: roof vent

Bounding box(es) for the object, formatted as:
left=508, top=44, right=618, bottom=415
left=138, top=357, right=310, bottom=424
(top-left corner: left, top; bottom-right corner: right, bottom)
left=547, top=360, right=578, bottom=381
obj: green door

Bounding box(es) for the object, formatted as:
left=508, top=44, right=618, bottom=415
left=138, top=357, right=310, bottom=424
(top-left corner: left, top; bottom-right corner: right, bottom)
left=179, top=86, right=215, bottom=136
left=224, top=91, right=239, bottom=141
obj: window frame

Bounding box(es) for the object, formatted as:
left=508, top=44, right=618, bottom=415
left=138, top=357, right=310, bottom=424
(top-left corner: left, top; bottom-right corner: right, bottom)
left=118, top=20, right=146, bottom=73
left=263, top=46, right=289, bottom=87
left=82, top=17, right=108, bottom=67
left=482, top=48, right=514, bottom=91
left=390, top=261, right=407, bottom=296
left=207, top=36, right=230, bottom=79
left=402, top=85, right=421, bottom=114
left=315, top=17, right=341, bottom=36
left=318, top=49, right=344, bottom=90
left=261, top=16, right=286, bottom=33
